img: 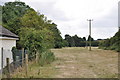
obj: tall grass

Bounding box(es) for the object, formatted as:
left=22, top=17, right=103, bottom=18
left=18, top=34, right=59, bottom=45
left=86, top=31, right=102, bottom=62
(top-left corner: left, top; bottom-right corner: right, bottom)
left=38, top=50, right=55, bottom=66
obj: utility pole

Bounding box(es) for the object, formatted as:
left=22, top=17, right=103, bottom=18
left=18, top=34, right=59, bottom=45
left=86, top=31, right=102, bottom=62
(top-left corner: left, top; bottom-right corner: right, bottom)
left=118, top=1, right=120, bottom=30
left=15, top=0, right=20, bottom=2
left=87, top=19, right=93, bottom=51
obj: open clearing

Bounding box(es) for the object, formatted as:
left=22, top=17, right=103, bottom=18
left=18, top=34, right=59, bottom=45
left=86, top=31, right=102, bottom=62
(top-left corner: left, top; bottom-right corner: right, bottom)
left=12, top=47, right=118, bottom=78
left=51, top=47, right=118, bottom=78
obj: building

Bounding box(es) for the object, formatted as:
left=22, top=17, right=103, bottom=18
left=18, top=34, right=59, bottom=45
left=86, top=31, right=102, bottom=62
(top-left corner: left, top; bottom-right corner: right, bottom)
left=0, top=25, right=19, bottom=70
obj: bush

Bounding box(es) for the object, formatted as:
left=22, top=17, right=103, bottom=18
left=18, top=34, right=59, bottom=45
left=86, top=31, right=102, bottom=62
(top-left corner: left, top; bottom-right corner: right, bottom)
left=91, top=41, right=99, bottom=47
left=11, top=47, right=18, bottom=61
left=99, top=30, right=120, bottom=52
left=38, top=50, right=55, bottom=66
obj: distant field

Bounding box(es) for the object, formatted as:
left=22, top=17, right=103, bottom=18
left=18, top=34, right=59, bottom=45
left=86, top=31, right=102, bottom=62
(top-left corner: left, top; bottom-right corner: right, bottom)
left=11, top=47, right=118, bottom=78
left=51, top=47, right=118, bottom=78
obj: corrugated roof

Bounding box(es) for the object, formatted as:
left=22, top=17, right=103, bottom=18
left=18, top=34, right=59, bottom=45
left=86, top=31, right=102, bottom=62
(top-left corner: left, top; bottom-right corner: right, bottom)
left=0, top=25, right=19, bottom=38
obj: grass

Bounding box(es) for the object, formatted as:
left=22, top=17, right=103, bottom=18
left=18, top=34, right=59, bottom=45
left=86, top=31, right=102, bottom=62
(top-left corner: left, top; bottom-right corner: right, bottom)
left=11, top=61, right=57, bottom=78
left=10, top=47, right=118, bottom=78
left=51, top=47, right=118, bottom=78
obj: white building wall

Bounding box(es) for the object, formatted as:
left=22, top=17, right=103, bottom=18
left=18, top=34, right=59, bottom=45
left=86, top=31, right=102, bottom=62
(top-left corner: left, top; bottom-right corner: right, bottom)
left=0, top=38, right=17, bottom=70
left=1, top=39, right=16, bottom=50
left=0, top=39, right=2, bottom=73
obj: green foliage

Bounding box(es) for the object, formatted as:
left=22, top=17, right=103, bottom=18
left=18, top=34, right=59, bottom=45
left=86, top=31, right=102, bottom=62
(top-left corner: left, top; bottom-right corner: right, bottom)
left=18, top=27, right=54, bottom=55
left=72, top=35, right=81, bottom=47
left=38, top=50, right=55, bottom=66
left=2, top=1, right=64, bottom=66
left=99, top=39, right=110, bottom=49
left=64, top=34, right=99, bottom=47
left=20, top=9, right=41, bottom=29
left=45, top=23, right=64, bottom=48
left=18, top=28, right=42, bottom=52
left=65, top=34, right=75, bottom=47
left=87, top=35, right=94, bottom=41
left=99, top=29, right=120, bottom=52
left=11, top=46, right=18, bottom=61
left=83, top=37, right=86, bottom=41
left=91, top=41, right=99, bottom=47
left=62, top=40, right=69, bottom=47
left=2, top=1, right=31, bottom=34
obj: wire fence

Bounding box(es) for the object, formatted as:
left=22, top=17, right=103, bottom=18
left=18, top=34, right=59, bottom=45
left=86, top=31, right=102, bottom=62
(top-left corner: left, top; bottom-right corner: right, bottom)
left=1, top=48, right=37, bottom=78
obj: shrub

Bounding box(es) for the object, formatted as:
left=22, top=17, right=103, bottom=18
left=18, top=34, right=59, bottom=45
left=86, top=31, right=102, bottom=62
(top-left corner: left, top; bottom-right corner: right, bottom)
left=11, top=46, right=18, bottom=61
left=38, top=50, right=55, bottom=66
left=99, top=30, right=120, bottom=52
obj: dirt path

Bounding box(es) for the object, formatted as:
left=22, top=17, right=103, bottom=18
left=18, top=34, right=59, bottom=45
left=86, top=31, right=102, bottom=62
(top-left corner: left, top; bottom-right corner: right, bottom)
left=51, top=47, right=118, bottom=78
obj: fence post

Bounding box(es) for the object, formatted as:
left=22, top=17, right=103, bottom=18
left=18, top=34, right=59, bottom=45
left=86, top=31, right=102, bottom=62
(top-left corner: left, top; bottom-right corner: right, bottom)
left=1, top=47, right=3, bottom=78
left=22, top=48, right=24, bottom=67
left=119, top=53, right=120, bottom=79
left=6, top=58, right=10, bottom=78
left=36, top=51, right=39, bottom=63
left=25, top=53, right=28, bottom=77
left=1, top=47, right=3, bottom=77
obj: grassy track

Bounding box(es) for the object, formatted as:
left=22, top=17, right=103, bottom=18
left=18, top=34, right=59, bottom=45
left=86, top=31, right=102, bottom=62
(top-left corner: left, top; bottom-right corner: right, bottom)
left=12, top=47, right=118, bottom=78
left=51, top=47, right=118, bottom=78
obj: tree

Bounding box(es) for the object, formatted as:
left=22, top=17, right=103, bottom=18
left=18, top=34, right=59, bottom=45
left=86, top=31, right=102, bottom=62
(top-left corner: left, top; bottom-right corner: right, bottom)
left=2, top=1, right=64, bottom=66
left=99, top=29, right=120, bottom=52
left=83, top=37, right=86, bottom=41
left=2, top=1, right=31, bottom=34
left=65, top=34, right=75, bottom=47
left=18, top=27, right=54, bottom=55
left=72, top=35, right=81, bottom=47
left=20, top=9, right=42, bottom=29
left=64, top=34, right=97, bottom=47
left=87, top=35, right=94, bottom=41
left=47, top=23, right=63, bottom=48
left=109, top=29, right=120, bottom=51
left=62, top=40, right=69, bottom=47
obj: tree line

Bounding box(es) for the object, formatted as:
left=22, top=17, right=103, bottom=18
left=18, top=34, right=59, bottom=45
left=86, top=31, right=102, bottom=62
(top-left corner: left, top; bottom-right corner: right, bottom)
left=64, top=34, right=99, bottom=47
left=99, top=29, right=120, bottom=52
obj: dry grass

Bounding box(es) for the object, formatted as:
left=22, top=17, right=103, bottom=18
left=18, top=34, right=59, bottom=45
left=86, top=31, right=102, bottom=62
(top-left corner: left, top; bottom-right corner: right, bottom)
left=11, top=61, right=57, bottom=78
left=11, top=47, right=118, bottom=78
left=51, top=47, right=118, bottom=78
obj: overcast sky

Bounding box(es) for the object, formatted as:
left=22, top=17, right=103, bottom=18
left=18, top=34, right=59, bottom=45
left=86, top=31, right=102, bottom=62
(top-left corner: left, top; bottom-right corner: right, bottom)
left=1, top=0, right=119, bottom=39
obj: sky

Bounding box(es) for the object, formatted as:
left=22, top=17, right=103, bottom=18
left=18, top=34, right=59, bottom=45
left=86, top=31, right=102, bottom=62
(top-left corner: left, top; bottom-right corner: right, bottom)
left=0, top=0, right=120, bottom=39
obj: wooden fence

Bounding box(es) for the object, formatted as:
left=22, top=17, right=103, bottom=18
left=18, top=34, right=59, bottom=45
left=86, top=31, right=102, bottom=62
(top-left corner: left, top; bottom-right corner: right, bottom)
left=1, top=48, right=37, bottom=78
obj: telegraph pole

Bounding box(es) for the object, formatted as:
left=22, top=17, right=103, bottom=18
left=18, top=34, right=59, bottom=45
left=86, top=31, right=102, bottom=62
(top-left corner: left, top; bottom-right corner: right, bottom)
left=118, top=1, right=120, bottom=30
left=87, top=19, right=93, bottom=51
left=15, top=0, right=20, bottom=2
